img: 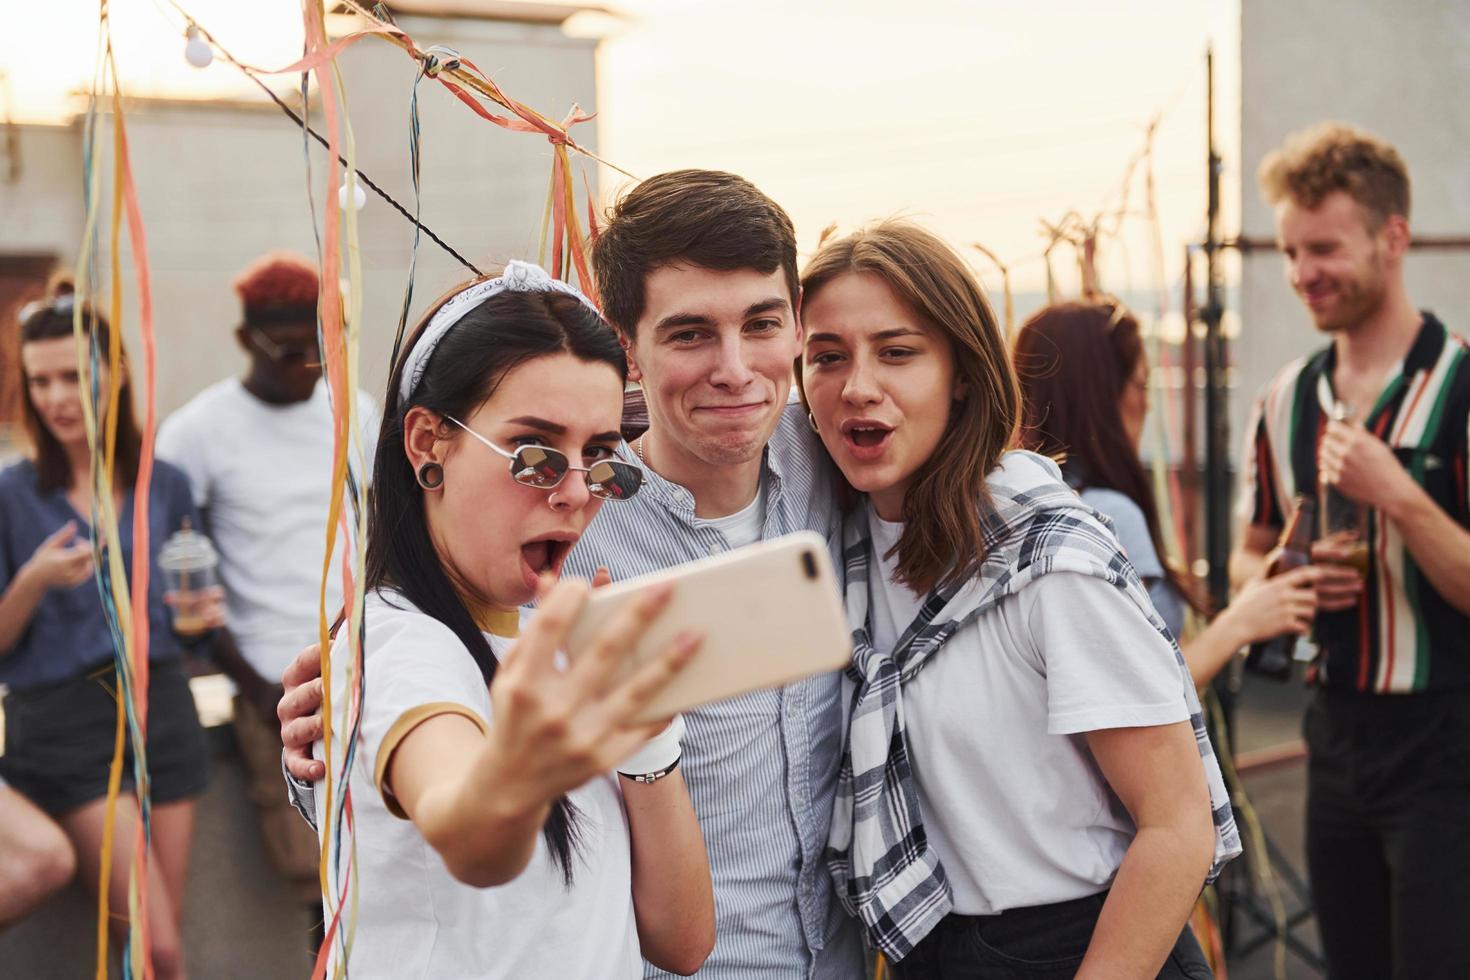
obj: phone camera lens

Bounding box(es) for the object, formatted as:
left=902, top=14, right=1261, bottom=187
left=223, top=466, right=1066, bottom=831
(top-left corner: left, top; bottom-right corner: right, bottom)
left=801, top=551, right=818, bottom=580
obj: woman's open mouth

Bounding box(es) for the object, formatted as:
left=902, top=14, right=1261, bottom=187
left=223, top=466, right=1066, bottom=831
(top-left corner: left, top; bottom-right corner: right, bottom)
left=519, top=535, right=576, bottom=590
left=840, top=420, right=894, bottom=461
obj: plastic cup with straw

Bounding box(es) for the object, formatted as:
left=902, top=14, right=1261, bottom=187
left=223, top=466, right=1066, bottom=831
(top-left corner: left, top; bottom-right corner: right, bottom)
left=159, top=517, right=220, bottom=636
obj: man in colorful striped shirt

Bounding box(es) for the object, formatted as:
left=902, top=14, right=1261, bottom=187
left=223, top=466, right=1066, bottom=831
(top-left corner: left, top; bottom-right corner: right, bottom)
left=1232, top=123, right=1470, bottom=980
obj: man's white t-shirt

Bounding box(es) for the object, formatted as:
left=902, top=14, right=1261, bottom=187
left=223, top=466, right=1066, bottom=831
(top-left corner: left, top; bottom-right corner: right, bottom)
left=691, top=480, right=767, bottom=551
left=157, top=378, right=379, bottom=680
left=866, top=506, right=1190, bottom=915
left=314, top=590, right=641, bottom=980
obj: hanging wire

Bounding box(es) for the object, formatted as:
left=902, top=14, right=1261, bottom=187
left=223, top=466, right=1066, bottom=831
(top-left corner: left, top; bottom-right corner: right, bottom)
left=158, top=0, right=481, bottom=276
left=390, top=54, right=438, bottom=373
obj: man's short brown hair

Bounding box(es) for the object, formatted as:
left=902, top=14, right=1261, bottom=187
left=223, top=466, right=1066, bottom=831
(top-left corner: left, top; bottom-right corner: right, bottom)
left=592, top=170, right=799, bottom=337
left=1257, top=122, right=1411, bottom=228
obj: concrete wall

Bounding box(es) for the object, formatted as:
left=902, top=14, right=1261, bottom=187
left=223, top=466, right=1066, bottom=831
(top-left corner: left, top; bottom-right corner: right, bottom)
left=1, top=14, right=598, bottom=418
left=1237, top=0, right=1470, bottom=442
left=0, top=125, right=85, bottom=259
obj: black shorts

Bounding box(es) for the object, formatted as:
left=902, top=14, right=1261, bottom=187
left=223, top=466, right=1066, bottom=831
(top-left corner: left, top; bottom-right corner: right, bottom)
left=0, top=657, right=209, bottom=817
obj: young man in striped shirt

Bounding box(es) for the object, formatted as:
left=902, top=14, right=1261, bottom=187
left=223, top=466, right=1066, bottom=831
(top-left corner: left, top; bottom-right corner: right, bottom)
left=1231, top=123, right=1470, bottom=979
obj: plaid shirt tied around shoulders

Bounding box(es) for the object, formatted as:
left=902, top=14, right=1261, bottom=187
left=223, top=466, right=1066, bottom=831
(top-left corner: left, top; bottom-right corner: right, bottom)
left=825, top=451, right=1242, bottom=962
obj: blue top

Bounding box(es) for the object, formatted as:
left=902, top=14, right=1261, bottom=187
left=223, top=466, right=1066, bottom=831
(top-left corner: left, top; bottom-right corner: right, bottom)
left=0, top=457, right=201, bottom=692
left=1080, top=486, right=1187, bottom=641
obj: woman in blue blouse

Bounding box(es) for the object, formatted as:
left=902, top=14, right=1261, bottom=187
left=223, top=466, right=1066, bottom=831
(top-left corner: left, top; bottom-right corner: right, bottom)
left=1014, top=300, right=1322, bottom=686
left=0, top=283, right=220, bottom=979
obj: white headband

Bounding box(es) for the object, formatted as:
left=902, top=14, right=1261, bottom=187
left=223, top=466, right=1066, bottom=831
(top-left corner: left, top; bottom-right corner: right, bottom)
left=398, top=260, right=603, bottom=404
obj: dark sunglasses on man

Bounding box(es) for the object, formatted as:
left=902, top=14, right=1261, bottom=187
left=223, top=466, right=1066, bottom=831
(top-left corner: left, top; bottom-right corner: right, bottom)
left=247, top=327, right=321, bottom=365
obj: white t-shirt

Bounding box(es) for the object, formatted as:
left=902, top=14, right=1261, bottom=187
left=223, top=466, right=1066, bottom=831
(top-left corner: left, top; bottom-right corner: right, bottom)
left=314, top=590, right=641, bottom=980
left=157, top=378, right=379, bottom=680
left=866, top=508, right=1190, bottom=915
left=691, top=480, right=767, bottom=550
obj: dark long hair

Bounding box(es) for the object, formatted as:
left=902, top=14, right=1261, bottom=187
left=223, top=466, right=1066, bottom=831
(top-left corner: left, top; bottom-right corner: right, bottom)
left=799, top=221, right=1021, bottom=596
left=368, top=282, right=627, bottom=883
left=18, top=280, right=142, bottom=492
left=1013, top=302, right=1202, bottom=612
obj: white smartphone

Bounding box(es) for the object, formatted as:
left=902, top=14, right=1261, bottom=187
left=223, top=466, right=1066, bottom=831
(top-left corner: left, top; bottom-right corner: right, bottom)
left=563, top=531, right=852, bottom=722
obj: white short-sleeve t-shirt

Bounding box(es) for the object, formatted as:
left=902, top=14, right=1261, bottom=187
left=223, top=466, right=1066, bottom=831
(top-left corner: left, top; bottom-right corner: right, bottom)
left=866, top=508, right=1190, bottom=915
left=314, top=590, right=641, bottom=980
left=157, top=378, right=380, bottom=680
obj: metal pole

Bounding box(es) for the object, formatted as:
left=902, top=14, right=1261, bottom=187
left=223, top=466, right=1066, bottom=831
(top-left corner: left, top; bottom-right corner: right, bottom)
left=1182, top=244, right=1200, bottom=565
left=1201, top=45, right=1244, bottom=955
left=1201, top=47, right=1231, bottom=611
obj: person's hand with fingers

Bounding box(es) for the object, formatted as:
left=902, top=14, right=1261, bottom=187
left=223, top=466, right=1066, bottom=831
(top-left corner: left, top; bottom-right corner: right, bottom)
left=164, top=585, right=229, bottom=632
left=21, top=521, right=93, bottom=591
left=1222, top=565, right=1322, bottom=646
left=279, top=642, right=326, bottom=782
left=474, top=576, right=701, bottom=816
left=1319, top=418, right=1414, bottom=512
left=1307, top=538, right=1366, bottom=611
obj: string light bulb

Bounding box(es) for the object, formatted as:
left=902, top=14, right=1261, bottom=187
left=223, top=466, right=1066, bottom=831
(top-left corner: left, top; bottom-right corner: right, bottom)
left=338, top=181, right=367, bottom=212
left=184, top=26, right=213, bottom=69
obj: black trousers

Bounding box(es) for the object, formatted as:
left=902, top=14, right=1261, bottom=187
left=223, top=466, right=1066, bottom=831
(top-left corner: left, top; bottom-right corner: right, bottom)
left=1305, top=687, right=1470, bottom=980
left=890, top=891, right=1211, bottom=979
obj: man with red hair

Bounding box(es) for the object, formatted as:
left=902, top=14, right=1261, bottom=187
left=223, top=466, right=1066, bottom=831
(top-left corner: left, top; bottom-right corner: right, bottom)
left=1234, top=125, right=1470, bottom=979
left=158, top=251, right=378, bottom=934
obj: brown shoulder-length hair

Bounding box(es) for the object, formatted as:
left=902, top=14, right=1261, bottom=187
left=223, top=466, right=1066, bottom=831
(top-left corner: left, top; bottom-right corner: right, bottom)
left=799, top=221, right=1020, bottom=596
left=18, top=282, right=142, bottom=492
left=1013, top=301, right=1202, bottom=612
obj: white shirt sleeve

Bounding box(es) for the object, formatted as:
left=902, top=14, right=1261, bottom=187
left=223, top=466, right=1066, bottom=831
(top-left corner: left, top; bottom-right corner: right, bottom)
left=345, top=599, right=493, bottom=814
left=156, top=406, right=211, bottom=509
left=1021, top=572, right=1190, bottom=735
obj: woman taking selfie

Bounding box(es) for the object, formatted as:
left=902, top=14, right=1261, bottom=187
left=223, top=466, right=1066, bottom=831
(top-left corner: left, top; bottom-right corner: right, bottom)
left=0, top=281, right=219, bottom=979
left=316, top=261, right=713, bottom=978
left=799, top=223, right=1238, bottom=978
left=1013, top=301, right=1320, bottom=686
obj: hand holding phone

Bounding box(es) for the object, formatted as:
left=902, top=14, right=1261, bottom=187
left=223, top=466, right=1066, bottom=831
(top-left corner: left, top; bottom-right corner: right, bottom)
left=563, top=532, right=851, bottom=722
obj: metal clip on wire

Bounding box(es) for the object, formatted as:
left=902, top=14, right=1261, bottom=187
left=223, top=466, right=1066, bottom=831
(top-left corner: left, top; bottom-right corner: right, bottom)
left=421, top=45, right=461, bottom=78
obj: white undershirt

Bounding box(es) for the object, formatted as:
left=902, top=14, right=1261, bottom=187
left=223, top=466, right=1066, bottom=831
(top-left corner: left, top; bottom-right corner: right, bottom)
left=865, top=507, right=1191, bottom=914
left=693, top=480, right=768, bottom=550
left=867, top=504, right=922, bottom=652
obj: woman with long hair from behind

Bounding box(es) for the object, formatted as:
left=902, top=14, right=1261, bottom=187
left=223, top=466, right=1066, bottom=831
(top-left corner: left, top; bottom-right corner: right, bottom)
left=800, top=222, right=1238, bottom=977
left=1014, top=301, right=1320, bottom=686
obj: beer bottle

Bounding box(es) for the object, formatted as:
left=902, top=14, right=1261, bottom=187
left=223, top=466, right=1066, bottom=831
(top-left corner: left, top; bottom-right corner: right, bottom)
left=1244, top=495, right=1316, bottom=681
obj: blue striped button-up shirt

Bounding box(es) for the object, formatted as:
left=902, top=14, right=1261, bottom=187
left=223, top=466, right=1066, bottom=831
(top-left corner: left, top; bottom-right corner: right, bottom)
left=566, top=403, right=865, bottom=979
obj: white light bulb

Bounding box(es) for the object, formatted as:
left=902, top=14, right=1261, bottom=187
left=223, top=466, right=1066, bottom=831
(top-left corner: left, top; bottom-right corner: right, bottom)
left=184, top=28, right=213, bottom=69
left=338, top=182, right=367, bottom=212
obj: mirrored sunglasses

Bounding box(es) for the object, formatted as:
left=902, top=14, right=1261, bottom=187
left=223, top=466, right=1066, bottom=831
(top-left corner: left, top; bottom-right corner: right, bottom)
left=444, top=415, right=643, bottom=501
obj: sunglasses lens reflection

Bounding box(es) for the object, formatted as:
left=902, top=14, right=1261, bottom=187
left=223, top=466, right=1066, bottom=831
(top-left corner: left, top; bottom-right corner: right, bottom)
left=508, top=448, right=642, bottom=501
left=588, top=461, right=643, bottom=500
left=511, top=446, right=568, bottom=488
